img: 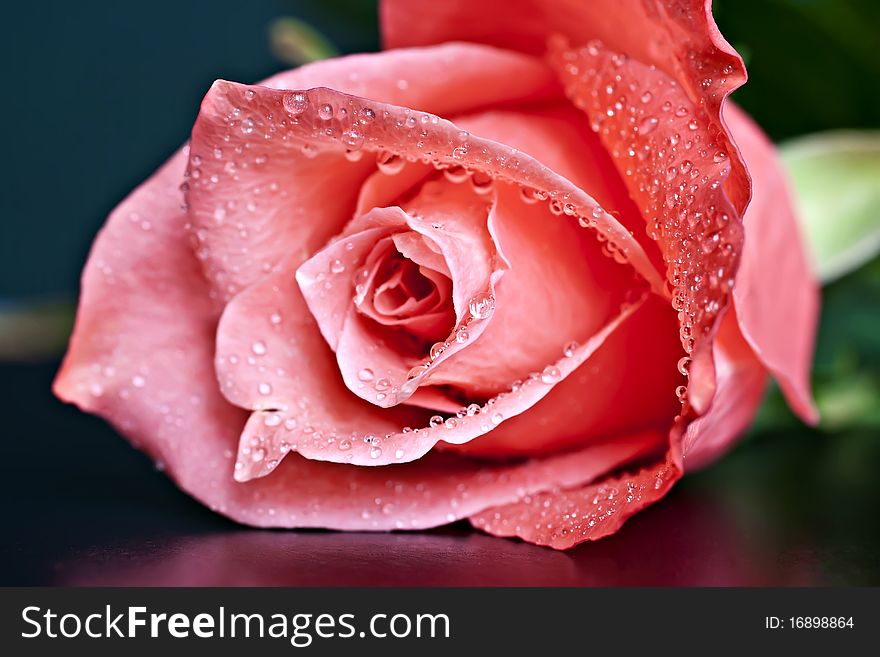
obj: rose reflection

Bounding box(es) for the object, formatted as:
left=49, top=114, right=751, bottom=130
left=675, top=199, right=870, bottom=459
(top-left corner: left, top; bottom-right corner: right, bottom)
left=58, top=488, right=818, bottom=586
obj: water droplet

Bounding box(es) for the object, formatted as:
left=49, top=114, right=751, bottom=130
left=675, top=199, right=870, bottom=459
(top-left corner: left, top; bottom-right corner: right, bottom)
left=317, top=103, right=334, bottom=120
left=541, top=365, right=561, bottom=384
left=330, top=259, right=346, bottom=274
left=466, top=403, right=481, bottom=417
left=251, top=447, right=266, bottom=462
left=443, top=165, right=470, bottom=184
left=455, top=327, right=469, bottom=343
left=394, top=448, right=405, bottom=459
left=375, top=378, right=391, bottom=391
left=520, top=187, right=542, bottom=204
left=444, top=417, right=458, bottom=429
left=131, top=375, right=146, bottom=388
left=358, top=368, right=374, bottom=382
left=342, top=130, right=364, bottom=150
left=491, top=412, right=503, bottom=425
left=675, top=385, right=687, bottom=402
left=369, top=446, right=383, bottom=459
left=258, top=382, right=272, bottom=395
left=264, top=413, right=282, bottom=427
left=677, top=356, right=691, bottom=376
left=468, top=293, right=496, bottom=320
left=251, top=341, right=267, bottom=355
left=240, top=118, right=255, bottom=134
left=563, top=342, right=578, bottom=358
left=283, top=92, right=309, bottom=116
left=429, top=415, right=443, bottom=428
left=470, top=171, right=494, bottom=195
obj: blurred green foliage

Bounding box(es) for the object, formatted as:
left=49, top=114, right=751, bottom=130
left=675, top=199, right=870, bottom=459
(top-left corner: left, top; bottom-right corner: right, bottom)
left=715, top=0, right=880, bottom=141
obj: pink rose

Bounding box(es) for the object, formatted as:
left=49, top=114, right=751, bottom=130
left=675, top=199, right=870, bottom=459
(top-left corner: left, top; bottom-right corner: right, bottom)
left=55, top=0, right=818, bottom=549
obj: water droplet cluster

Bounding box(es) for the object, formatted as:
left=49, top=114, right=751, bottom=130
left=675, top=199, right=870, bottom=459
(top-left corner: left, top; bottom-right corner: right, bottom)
left=471, top=454, right=679, bottom=549
left=552, top=39, right=744, bottom=358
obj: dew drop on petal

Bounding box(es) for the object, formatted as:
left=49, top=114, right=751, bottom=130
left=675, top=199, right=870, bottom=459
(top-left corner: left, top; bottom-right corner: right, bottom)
left=282, top=92, right=309, bottom=116
left=541, top=365, right=561, bottom=384
left=317, top=103, right=334, bottom=120
left=468, top=294, right=496, bottom=320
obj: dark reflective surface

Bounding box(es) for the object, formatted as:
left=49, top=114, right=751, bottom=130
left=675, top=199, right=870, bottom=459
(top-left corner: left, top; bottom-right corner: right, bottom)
left=2, top=362, right=878, bottom=586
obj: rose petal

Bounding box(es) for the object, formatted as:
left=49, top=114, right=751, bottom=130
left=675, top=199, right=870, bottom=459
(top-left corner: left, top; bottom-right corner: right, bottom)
left=724, top=105, right=820, bottom=424
left=187, top=43, right=560, bottom=302
left=680, top=307, right=768, bottom=469
left=381, top=0, right=746, bottom=124
left=454, top=103, right=666, bottom=272
left=470, top=446, right=682, bottom=550
left=550, top=39, right=746, bottom=413
left=52, top=148, right=250, bottom=507
left=231, top=430, right=663, bottom=531
left=444, top=294, right=683, bottom=458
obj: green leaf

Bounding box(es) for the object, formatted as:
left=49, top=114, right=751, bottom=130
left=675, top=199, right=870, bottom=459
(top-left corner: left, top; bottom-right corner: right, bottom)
left=269, top=17, right=339, bottom=66
left=780, top=130, right=880, bottom=282
left=0, top=299, right=74, bottom=361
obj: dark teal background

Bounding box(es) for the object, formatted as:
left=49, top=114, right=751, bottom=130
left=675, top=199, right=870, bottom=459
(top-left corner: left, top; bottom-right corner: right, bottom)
left=0, top=0, right=878, bottom=585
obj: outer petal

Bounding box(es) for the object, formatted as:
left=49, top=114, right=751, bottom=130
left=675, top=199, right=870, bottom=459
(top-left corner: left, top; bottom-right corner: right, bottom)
left=470, top=443, right=682, bottom=550
left=381, top=0, right=746, bottom=127
left=53, top=150, right=249, bottom=512
left=186, top=43, right=560, bottom=302
left=725, top=105, right=819, bottom=424
left=469, top=309, right=766, bottom=548
left=680, top=308, right=768, bottom=469
left=551, top=39, right=746, bottom=415
left=224, top=430, right=663, bottom=531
